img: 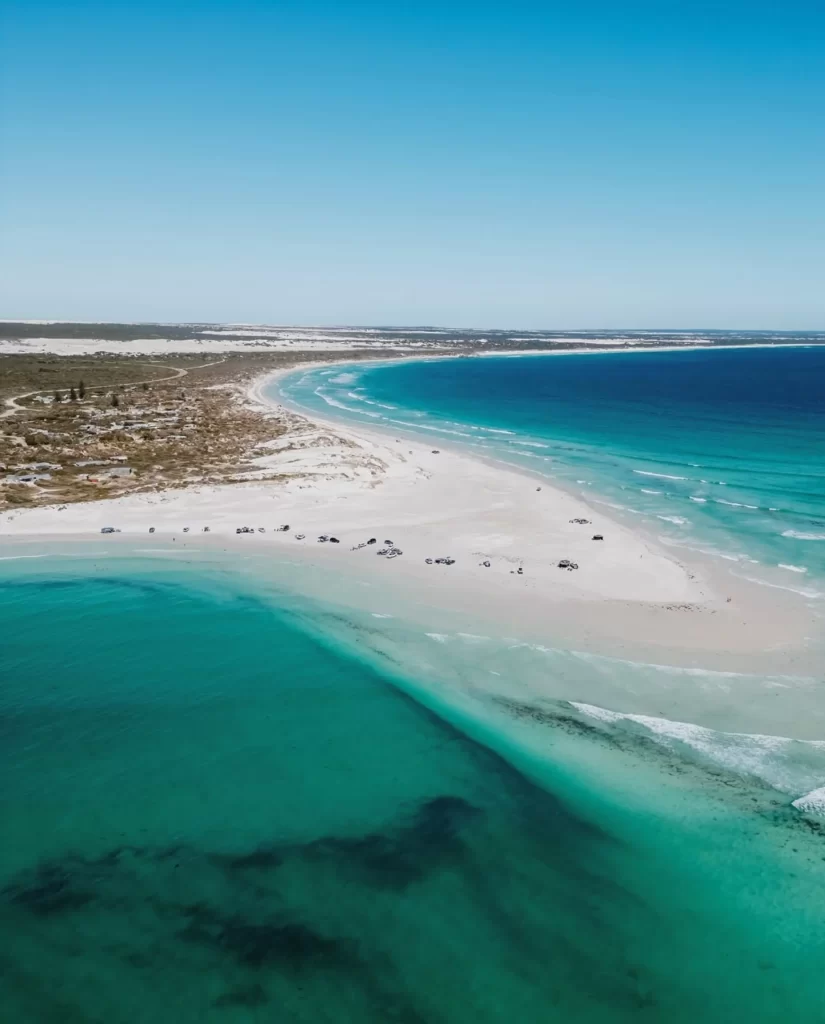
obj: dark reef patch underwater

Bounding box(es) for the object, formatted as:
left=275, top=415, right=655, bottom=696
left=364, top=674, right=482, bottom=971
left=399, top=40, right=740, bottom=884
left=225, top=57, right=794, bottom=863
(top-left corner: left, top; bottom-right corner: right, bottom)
left=1, top=556, right=824, bottom=1022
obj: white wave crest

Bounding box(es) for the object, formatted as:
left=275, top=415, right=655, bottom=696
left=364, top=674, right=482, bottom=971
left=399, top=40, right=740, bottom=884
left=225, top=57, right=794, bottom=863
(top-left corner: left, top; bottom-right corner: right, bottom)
left=571, top=701, right=825, bottom=797
left=716, top=499, right=759, bottom=509
left=313, top=388, right=381, bottom=418
left=782, top=530, right=825, bottom=541
left=633, top=470, right=687, bottom=481
left=346, top=391, right=396, bottom=410
left=792, top=787, right=825, bottom=815
left=634, top=468, right=687, bottom=481
left=388, top=419, right=473, bottom=437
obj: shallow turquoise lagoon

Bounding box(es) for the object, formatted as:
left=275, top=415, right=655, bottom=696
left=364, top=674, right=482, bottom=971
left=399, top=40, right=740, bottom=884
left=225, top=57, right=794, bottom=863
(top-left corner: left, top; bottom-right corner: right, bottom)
left=2, top=551, right=824, bottom=1022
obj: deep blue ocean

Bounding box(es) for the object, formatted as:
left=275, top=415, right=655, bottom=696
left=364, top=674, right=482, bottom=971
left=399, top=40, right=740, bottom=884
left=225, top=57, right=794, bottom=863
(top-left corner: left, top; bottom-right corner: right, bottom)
left=283, top=346, right=825, bottom=593
left=3, top=346, right=825, bottom=1022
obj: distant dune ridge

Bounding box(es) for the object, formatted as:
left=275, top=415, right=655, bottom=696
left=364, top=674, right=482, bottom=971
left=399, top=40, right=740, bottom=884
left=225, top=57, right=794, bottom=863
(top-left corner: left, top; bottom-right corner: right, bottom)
left=1, top=320, right=823, bottom=356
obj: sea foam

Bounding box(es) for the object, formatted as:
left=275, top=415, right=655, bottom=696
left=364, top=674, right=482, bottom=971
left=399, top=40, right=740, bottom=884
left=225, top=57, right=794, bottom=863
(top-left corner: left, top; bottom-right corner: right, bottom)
left=633, top=470, right=688, bottom=481
left=792, top=787, right=825, bottom=815
left=571, top=701, right=825, bottom=799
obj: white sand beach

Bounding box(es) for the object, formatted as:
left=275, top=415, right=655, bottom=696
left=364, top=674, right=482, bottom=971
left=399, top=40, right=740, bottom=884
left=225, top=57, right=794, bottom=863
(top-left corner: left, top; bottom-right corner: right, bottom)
left=1, top=362, right=818, bottom=677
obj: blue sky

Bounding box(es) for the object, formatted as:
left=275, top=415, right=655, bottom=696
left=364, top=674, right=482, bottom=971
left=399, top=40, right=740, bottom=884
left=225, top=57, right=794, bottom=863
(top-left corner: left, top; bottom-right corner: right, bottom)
left=1, top=1, right=823, bottom=328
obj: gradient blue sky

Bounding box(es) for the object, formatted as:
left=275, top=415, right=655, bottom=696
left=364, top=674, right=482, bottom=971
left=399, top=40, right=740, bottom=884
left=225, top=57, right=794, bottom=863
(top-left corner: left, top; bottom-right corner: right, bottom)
left=1, top=1, right=823, bottom=328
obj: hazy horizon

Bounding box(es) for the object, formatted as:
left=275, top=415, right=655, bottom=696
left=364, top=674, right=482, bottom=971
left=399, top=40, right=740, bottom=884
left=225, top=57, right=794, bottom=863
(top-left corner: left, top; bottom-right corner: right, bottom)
left=1, top=320, right=823, bottom=336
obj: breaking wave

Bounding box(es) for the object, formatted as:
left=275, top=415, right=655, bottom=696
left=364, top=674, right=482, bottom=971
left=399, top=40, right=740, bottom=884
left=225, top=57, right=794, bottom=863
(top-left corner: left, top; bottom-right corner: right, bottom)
left=571, top=701, right=825, bottom=801
left=633, top=470, right=688, bottom=481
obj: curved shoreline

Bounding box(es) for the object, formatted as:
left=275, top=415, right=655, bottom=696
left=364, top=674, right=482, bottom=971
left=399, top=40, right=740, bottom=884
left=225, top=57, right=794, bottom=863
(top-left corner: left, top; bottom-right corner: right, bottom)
left=2, top=349, right=820, bottom=685
left=247, top=357, right=819, bottom=674
left=268, top=348, right=825, bottom=599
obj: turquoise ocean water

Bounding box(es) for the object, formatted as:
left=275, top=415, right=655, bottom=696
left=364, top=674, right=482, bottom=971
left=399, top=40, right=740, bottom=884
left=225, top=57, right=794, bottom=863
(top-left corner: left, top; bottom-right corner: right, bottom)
left=282, top=346, right=825, bottom=592
left=3, top=346, right=825, bottom=1021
